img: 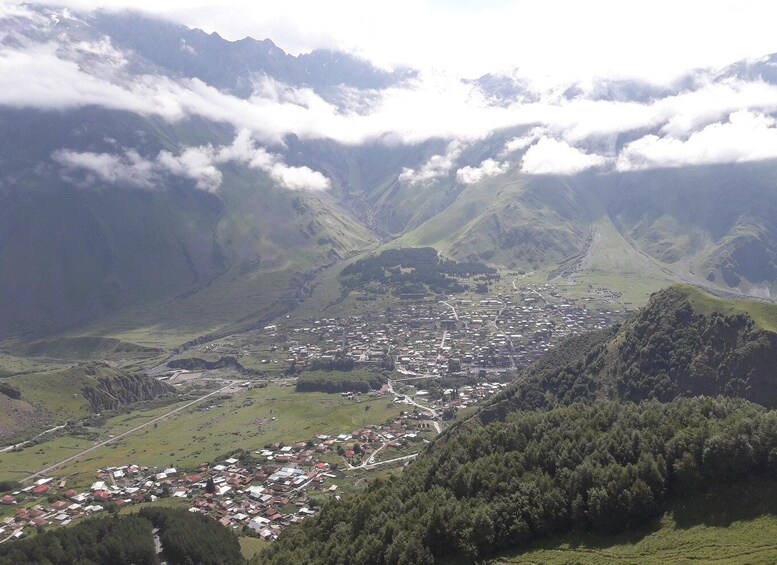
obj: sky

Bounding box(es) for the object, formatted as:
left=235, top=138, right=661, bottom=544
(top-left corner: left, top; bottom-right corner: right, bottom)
left=5, top=0, right=777, bottom=187
left=13, top=0, right=777, bottom=82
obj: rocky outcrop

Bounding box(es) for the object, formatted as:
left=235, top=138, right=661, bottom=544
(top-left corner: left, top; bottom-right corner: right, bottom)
left=81, top=372, right=176, bottom=412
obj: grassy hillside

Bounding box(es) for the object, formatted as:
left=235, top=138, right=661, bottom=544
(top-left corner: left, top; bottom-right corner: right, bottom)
left=0, top=362, right=175, bottom=440
left=400, top=174, right=590, bottom=270
left=608, top=163, right=777, bottom=298
left=0, top=109, right=377, bottom=345
left=496, top=478, right=777, bottom=565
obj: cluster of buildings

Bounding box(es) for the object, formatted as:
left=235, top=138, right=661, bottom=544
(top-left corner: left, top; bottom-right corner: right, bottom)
left=0, top=412, right=435, bottom=543
left=265, top=284, right=622, bottom=378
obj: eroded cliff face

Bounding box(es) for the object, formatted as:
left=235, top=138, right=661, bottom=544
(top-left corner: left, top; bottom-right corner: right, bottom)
left=81, top=371, right=176, bottom=412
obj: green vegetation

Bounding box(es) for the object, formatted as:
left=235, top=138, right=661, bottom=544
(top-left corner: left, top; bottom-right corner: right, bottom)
left=399, top=175, right=589, bottom=271
left=0, top=480, right=21, bottom=492
left=340, top=247, right=497, bottom=296
left=0, top=514, right=157, bottom=565
left=498, top=478, right=777, bottom=564
left=0, top=385, right=403, bottom=485
left=140, top=507, right=243, bottom=565
left=240, top=537, right=269, bottom=561
left=13, top=336, right=163, bottom=360
left=0, top=381, right=20, bottom=399
left=261, top=397, right=777, bottom=564
left=0, top=507, right=243, bottom=565
left=296, top=370, right=388, bottom=393
left=681, top=283, right=777, bottom=332
left=613, top=286, right=777, bottom=405
left=0, top=362, right=176, bottom=442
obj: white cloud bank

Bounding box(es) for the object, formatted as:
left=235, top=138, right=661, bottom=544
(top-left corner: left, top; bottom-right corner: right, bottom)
left=456, top=159, right=510, bottom=184
left=521, top=138, right=608, bottom=175
left=617, top=111, right=777, bottom=171
left=53, top=149, right=158, bottom=188
left=399, top=141, right=465, bottom=186
left=8, top=4, right=777, bottom=179
left=54, top=130, right=331, bottom=191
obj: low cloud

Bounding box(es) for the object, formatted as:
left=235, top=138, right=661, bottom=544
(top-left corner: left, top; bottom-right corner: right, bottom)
left=53, top=149, right=157, bottom=188
left=217, top=130, right=331, bottom=190
left=456, top=158, right=509, bottom=184
left=399, top=140, right=465, bottom=186
left=157, top=146, right=223, bottom=191
left=8, top=8, right=777, bottom=176
left=502, top=128, right=545, bottom=155
left=616, top=111, right=777, bottom=171
left=520, top=138, right=608, bottom=175
left=54, top=130, right=331, bottom=192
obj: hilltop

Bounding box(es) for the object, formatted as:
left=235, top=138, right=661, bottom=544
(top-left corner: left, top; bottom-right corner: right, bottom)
left=479, top=285, right=777, bottom=423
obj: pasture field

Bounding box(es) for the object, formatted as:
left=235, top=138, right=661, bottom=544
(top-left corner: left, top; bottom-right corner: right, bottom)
left=0, top=385, right=404, bottom=487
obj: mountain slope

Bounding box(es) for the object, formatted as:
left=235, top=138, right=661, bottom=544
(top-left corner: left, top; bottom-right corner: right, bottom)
left=481, top=285, right=777, bottom=423
left=4, top=6, right=777, bottom=347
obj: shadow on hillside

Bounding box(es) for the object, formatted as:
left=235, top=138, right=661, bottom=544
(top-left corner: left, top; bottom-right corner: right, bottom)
left=486, top=517, right=664, bottom=564
left=488, top=478, right=777, bottom=564
left=671, top=477, right=777, bottom=529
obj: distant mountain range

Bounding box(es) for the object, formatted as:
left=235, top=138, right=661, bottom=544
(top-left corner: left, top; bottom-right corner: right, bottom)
left=2, top=5, right=777, bottom=343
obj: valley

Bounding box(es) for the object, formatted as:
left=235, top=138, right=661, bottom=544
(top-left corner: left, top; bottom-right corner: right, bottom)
left=4, top=4, right=777, bottom=563
left=0, top=268, right=635, bottom=558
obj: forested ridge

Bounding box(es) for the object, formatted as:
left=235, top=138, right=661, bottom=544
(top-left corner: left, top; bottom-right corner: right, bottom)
left=261, top=397, right=777, bottom=564
left=0, top=507, right=243, bottom=565
left=259, top=286, right=777, bottom=564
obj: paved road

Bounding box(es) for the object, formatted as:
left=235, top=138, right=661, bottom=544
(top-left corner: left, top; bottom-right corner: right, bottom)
left=21, top=383, right=235, bottom=483
left=363, top=452, right=419, bottom=469
left=442, top=300, right=468, bottom=329
left=490, top=300, right=517, bottom=369
left=388, top=379, right=442, bottom=433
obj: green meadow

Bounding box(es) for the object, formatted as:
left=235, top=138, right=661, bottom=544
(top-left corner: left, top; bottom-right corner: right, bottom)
left=0, top=385, right=403, bottom=487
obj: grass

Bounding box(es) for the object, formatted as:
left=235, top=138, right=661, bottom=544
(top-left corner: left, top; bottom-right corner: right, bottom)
left=491, top=478, right=777, bottom=565
left=240, top=536, right=270, bottom=560
left=0, top=352, right=66, bottom=378
left=680, top=284, right=777, bottom=333
left=0, top=385, right=404, bottom=487
left=118, top=496, right=189, bottom=515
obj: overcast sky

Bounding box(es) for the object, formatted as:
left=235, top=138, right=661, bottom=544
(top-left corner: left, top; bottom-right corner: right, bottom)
left=16, top=0, right=777, bottom=82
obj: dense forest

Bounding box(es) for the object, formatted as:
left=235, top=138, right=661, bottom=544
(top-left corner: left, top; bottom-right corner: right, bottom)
left=261, top=397, right=777, bottom=564
left=259, top=286, right=777, bottom=564
left=0, top=507, right=243, bottom=565
left=0, top=514, right=158, bottom=565
left=340, top=247, right=498, bottom=296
